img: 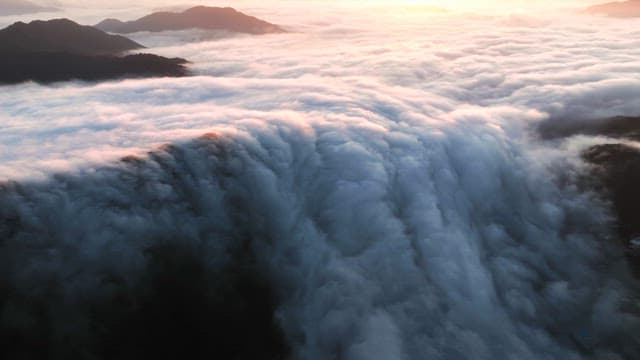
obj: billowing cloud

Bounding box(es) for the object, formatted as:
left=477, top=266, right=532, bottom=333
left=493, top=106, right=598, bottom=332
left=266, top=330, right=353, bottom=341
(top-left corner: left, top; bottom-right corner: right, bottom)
left=0, top=4, right=639, bottom=359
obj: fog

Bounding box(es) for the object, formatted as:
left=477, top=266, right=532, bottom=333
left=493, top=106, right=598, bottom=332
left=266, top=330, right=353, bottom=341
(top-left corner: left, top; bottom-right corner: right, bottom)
left=1, top=2, right=639, bottom=359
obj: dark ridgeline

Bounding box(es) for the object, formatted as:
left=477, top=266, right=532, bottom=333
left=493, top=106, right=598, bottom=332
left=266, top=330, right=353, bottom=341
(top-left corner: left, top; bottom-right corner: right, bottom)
left=0, top=52, right=188, bottom=84
left=539, top=116, right=640, bottom=274
left=0, top=18, right=143, bottom=55
left=0, top=19, right=188, bottom=84
left=0, top=6, right=289, bottom=84
left=586, top=0, right=640, bottom=18
left=583, top=141, right=640, bottom=276
left=95, top=6, right=285, bottom=34
left=538, top=115, right=640, bottom=141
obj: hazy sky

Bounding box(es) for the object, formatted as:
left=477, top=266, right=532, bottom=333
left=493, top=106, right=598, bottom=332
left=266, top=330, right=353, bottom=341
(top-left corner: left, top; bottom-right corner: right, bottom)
left=2, top=0, right=614, bottom=13
left=0, top=0, right=620, bottom=29
left=62, top=0, right=609, bottom=10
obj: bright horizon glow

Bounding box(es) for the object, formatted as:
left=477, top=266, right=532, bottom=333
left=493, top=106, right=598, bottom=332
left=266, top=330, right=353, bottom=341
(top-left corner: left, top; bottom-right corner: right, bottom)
left=47, top=0, right=613, bottom=11
left=336, top=0, right=610, bottom=12
left=0, top=0, right=621, bottom=32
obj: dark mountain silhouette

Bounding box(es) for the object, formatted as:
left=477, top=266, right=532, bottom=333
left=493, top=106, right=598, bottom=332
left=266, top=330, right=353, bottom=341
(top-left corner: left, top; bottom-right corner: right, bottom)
left=0, top=52, right=188, bottom=84
left=0, top=19, right=189, bottom=84
left=95, top=6, right=285, bottom=34
left=585, top=0, right=640, bottom=18
left=583, top=142, right=640, bottom=275
left=0, top=0, right=58, bottom=16
left=539, top=115, right=640, bottom=141
left=538, top=115, right=640, bottom=275
left=0, top=19, right=142, bottom=55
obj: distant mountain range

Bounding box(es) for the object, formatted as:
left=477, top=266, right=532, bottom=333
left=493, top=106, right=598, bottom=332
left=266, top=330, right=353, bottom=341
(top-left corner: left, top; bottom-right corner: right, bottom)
left=1, top=6, right=286, bottom=84
left=586, top=0, right=640, bottom=18
left=0, top=19, right=142, bottom=55
left=578, top=116, right=640, bottom=273
left=538, top=115, right=640, bottom=141
left=0, top=19, right=187, bottom=84
left=0, top=0, right=58, bottom=16
left=95, top=6, right=285, bottom=34
left=0, top=52, right=188, bottom=84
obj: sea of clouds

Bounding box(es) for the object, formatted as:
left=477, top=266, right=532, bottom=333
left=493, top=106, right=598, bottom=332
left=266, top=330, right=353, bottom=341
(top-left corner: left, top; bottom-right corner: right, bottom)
left=1, top=2, right=640, bottom=359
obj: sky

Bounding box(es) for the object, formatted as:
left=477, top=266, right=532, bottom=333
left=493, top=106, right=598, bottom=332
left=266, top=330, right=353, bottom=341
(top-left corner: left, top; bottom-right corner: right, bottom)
left=0, top=0, right=619, bottom=21
left=0, top=1, right=628, bottom=31
left=0, top=0, right=625, bottom=32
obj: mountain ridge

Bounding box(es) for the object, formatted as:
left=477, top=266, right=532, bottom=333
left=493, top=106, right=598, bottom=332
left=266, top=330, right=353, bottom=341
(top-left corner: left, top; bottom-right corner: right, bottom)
left=0, top=52, right=188, bottom=84
left=95, top=6, right=285, bottom=34
left=0, top=18, right=143, bottom=55
left=0, top=19, right=188, bottom=84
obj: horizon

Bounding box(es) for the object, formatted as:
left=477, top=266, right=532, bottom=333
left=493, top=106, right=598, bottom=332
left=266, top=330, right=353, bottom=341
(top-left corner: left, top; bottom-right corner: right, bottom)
left=0, top=0, right=622, bottom=24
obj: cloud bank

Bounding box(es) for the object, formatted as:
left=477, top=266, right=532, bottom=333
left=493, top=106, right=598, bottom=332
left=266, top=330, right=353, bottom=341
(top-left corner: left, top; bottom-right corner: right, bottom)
left=1, top=5, right=640, bottom=359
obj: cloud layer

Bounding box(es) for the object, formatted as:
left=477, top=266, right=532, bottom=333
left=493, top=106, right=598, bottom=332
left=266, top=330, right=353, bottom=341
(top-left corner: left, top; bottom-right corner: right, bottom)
left=1, top=5, right=640, bottom=359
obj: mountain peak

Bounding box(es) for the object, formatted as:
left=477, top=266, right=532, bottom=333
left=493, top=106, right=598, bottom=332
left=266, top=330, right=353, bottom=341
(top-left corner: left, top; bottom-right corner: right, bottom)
left=0, top=18, right=143, bottom=55
left=95, top=6, right=285, bottom=35
left=0, top=18, right=188, bottom=84
left=183, top=6, right=237, bottom=13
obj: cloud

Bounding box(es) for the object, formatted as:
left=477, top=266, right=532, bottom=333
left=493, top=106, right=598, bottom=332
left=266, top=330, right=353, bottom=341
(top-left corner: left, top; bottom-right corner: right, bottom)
left=0, top=5, right=640, bottom=359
